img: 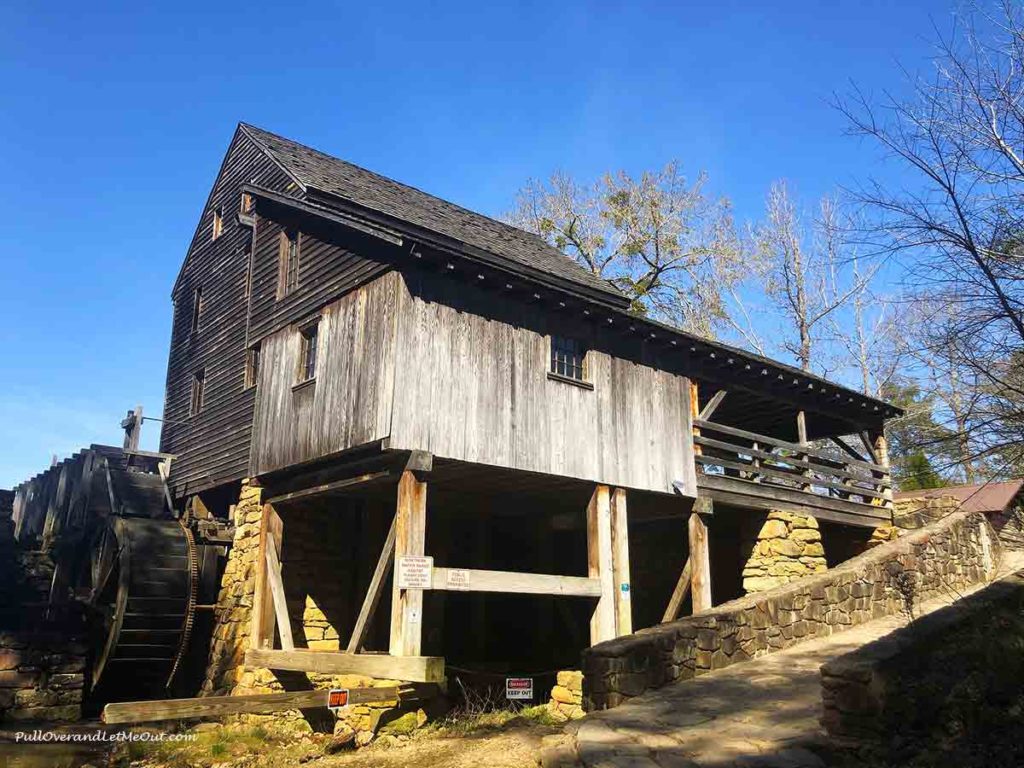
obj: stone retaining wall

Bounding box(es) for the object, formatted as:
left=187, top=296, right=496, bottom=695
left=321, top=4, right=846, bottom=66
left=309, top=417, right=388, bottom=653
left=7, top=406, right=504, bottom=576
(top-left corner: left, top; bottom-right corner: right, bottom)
left=581, top=508, right=1000, bottom=711
left=0, top=632, right=85, bottom=722
left=821, top=569, right=1024, bottom=746
left=0, top=502, right=86, bottom=723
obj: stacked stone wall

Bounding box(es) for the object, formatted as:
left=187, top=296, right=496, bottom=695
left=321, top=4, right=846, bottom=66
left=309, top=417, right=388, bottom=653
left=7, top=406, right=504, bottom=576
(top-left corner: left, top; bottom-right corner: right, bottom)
left=582, top=508, right=1000, bottom=711
left=0, top=500, right=85, bottom=723
left=742, top=511, right=827, bottom=594
left=547, top=670, right=584, bottom=721
left=821, top=569, right=1024, bottom=746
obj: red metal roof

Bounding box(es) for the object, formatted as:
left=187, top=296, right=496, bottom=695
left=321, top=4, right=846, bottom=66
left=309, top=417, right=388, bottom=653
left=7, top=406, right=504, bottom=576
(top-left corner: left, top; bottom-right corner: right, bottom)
left=895, top=480, right=1024, bottom=514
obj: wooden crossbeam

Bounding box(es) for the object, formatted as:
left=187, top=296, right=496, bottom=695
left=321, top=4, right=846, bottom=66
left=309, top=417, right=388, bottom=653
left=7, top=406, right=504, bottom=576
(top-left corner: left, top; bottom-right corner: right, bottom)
left=429, top=567, right=601, bottom=596
left=830, top=435, right=869, bottom=464
left=347, top=513, right=397, bottom=653
left=246, top=648, right=445, bottom=683
left=698, top=390, right=727, bottom=421
left=662, top=557, right=693, bottom=623
left=102, top=686, right=400, bottom=724
left=265, top=471, right=392, bottom=506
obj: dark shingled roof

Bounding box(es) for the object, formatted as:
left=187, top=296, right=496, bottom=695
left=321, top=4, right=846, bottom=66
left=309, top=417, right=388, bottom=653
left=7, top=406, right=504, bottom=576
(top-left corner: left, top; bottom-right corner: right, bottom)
left=240, top=123, right=626, bottom=305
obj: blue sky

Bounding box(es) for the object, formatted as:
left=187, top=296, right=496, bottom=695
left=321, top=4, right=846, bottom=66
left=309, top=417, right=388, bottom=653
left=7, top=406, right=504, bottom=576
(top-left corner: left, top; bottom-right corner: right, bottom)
left=0, top=0, right=947, bottom=486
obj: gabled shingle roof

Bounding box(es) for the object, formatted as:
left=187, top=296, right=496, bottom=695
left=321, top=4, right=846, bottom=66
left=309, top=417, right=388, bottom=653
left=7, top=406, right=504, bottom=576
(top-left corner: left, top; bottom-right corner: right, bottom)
left=240, top=123, right=626, bottom=305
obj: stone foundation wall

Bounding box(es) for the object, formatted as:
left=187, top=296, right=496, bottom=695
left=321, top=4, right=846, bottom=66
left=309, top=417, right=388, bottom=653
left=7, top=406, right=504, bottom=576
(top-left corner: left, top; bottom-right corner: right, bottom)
left=547, top=670, right=584, bottom=721
left=0, top=503, right=85, bottom=723
left=200, top=483, right=418, bottom=745
left=742, top=511, right=827, bottom=594
left=201, top=480, right=263, bottom=696
left=821, top=569, right=1024, bottom=746
left=581, top=508, right=1000, bottom=711
left=0, top=632, right=85, bottom=722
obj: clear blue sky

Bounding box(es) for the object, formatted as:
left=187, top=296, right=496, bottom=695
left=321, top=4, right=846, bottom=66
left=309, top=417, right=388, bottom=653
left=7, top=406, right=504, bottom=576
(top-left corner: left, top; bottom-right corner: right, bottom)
left=0, top=0, right=946, bottom=487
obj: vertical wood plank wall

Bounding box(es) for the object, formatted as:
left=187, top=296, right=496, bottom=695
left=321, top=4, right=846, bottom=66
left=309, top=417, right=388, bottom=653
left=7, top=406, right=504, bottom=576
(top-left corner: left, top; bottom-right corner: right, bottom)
left=387, top=272, right=696, bottom=494
left=249, top=272, right=400, bottom=476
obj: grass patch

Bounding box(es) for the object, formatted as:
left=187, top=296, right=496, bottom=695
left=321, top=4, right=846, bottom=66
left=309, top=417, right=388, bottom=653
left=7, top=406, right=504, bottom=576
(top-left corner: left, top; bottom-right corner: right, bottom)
left=111, top=722, right=298, bottom=768
left=424, top=704, right=562, bottom=738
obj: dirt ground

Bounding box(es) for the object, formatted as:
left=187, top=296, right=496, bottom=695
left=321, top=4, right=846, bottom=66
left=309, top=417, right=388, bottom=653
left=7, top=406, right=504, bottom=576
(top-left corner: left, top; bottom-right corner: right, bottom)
left=86, top=709, right=567, bottom=768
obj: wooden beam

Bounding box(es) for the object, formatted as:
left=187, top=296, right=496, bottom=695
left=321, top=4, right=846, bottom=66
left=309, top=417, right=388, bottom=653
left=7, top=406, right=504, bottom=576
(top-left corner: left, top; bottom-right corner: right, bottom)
left=871, top=430, right=893, bottom=513
left=429, top=567, right=601, bottom=596
left=688, top=510, right=712, bottom=614
left=264, top=533, right=294, bottom=651
left=587, top=485, right=615, bottom=644
left=246, top=648, right=445, bottom=684
left=610, top=487, right=632, bottom=637
left=102, top=686, right=401, bottom=724
left=859, top=431, right=880, bottom=464
left=690, top=381, right=702, bottom=458
left=698, top=390, right=727, bottom=421
left=831, top=435, right=868, bottom=464
left=250, top=504, right=283, bottom=651
left=390, top=470, right=427, bottom=657
left=347, top=512, right=397, bottom=654
left=265, top=471, right=392, bottom=506
left=662, top=557, right=692, bottom=623
left=696, top=475, right=889, bottom=528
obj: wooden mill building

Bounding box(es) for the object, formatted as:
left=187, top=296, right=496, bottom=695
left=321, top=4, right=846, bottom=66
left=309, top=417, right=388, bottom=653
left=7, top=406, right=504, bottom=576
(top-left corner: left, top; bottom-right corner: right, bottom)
left=161, top=124, right=900, bottom=686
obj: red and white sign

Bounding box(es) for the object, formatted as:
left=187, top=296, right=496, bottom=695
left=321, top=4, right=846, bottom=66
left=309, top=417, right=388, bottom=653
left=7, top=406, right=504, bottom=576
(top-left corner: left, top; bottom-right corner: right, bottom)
left=505, top=677, right=534, bottom=700
left=327, top=688, right=349, bottom=711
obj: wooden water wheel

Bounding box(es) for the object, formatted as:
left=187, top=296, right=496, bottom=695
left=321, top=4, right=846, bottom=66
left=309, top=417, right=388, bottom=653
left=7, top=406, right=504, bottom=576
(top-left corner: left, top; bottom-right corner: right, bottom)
left=74, top=516, right=198, bottom=700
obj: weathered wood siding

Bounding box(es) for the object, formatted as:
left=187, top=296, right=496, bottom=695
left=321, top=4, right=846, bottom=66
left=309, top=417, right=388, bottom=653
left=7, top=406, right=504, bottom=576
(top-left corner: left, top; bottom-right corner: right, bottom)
left=160, top=129, right=296, bottom=496
left=388, top=271, right=696, bottom=495
left=248, top=272, right=400, bottom=475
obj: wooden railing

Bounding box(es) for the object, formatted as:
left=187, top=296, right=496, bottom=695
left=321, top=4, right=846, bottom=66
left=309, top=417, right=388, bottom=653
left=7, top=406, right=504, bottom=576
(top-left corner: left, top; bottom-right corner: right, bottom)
left=692, top=418, right=892, bottom=524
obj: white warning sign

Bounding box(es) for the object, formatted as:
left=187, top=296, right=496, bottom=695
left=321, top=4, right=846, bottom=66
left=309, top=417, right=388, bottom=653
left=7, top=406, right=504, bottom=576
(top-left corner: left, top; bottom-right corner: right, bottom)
left=445, top=568, right=472, bottom=591
left=396, top=555, right=434, bottom=589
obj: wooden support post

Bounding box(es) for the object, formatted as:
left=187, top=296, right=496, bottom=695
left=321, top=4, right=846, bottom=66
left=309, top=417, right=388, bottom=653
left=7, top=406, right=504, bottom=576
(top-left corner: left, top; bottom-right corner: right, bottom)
left=796, top=410, right=812, bottom=491
left=390, top=470, right=427, bottom=657
left=587, top=485, right=615, bottom=645
left=610, top=487, right=632, bottom=637
left=688, top=509, right=712, bottom=614
left=871, top=430, right=893, bottom=514
left=251, top=504, right=284, bottom=650
left=690, top=381, right=702, bottom=460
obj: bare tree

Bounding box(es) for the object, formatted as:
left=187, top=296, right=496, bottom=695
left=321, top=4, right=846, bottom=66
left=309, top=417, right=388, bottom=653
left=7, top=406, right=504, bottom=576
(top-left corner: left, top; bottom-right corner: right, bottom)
left=838, top=0, right=1024, bottom=476
left=752, top=182, right=874, bottom=373
left=507, top=162, right=742, bottom=337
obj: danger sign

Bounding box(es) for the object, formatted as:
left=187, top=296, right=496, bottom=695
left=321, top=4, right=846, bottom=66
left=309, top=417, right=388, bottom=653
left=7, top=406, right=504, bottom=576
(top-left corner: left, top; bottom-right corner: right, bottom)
left=327, top=688, right=349, bottom=711
left=505, top=677, right=533, bottom=700
left=396, top=555, right=434, bottom=589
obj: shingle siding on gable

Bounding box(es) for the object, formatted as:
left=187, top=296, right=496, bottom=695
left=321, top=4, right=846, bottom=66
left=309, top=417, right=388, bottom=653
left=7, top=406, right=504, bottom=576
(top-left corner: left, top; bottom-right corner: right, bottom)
left=160, top=130, right=295, bottom=496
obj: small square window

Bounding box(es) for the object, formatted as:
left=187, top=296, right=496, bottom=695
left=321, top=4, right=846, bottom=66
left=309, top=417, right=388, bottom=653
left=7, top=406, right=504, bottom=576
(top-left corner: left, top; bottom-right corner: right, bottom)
left=298, top=322, right=318, bottom=383
left=240, top=192, right=254, bottom=215
left=278, top=229, right=300, bottom=298
left=212, top=207, right=224, bottom=240
left=190, top=370, right=206, bottom=416
left=244, top=345, right=260, bottom=389
left=551, top=336, right=587, bottom=381
left=190, top=287, right=202, bottom=334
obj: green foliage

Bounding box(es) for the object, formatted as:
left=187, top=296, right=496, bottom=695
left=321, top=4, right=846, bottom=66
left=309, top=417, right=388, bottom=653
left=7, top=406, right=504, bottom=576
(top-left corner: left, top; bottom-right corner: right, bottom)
left=899, top=451, right=946, bottom=490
